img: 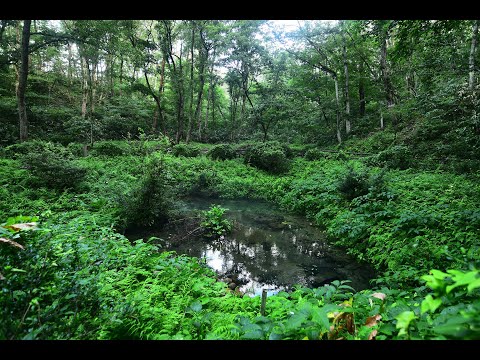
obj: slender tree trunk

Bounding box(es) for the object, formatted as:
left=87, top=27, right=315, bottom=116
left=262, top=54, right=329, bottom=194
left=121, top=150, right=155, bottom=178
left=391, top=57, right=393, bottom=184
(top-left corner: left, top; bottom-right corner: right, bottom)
left=17, top=20, right=31, bottom=142
left=186, top=26, right=195, bottom=143
left=380, top=33, right=395, bottom=108
left=469, top=20, right=479, bottom=91
left=175, top=43, right=185, bottom=143
left=470, top=20, right=479, bottom=133
left=193, top=53, right=207, bottom=140
left=119, top=55, right=123, bottom=97
left=334, top=76, right=342, bottom=144
left=81, top=56, right=89, bottom=118
left=342, top=34, right=351, bottom=135
left=144, top=72, right=162, bottom=133
left=202, top=48, right=216, bottom=140
left=90, top=59, right=97, bottom=114
left=203, top=84, right=211, bottom=138
left=359, top=61, right=366, bottom=117
left=67, top=43, right=73, bottom=85
left=158, top=57, right=166, bottom=134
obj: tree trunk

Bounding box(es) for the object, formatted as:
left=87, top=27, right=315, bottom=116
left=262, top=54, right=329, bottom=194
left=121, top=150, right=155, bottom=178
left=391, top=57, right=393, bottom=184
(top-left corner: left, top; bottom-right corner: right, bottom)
left=175, top=43, right=185, bottom=144
left=380, top=32, right=395, bottom=108
left=334, top=76, right=342, bottom=144
left=186, top=26, right=195, bottom=143
left=90, top=59, right=97, bottom=114
left=342, top=34, right=351, bottom=135
left=201, top=48, right=216, bottom=140
left=119, top=55, right=123, bottom=97
left=158, top=57, right=166, bottom=134
left=17, top=20, right=31, bottom=142
left=144, top=72, right=162, bottom=134
left=193, top=53, right=207, bottom=140
left=67, top=43, right=74, bottom=85
left=81, top=56, right=89, bottom=118
left=469, top=20, right=479, bottom=91
left=359, top=61, right=366, bottom=117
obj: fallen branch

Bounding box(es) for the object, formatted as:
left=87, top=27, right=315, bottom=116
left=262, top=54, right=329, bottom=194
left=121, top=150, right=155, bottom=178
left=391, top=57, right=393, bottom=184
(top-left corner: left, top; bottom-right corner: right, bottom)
left=0, top=237, right=25, bottom=250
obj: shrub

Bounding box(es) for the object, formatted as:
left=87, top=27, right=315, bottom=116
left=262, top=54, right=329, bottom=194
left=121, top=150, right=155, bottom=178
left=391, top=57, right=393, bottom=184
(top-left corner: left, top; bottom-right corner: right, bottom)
left=376, top=145, right=413, bottom=170
left=20, top=142, right=86, bottom=191
left=66, top=142, right=86, bottom=157
left=337, top=166, right=370, bottom=201
left=91, top=141, right=129, bottom=156
left=304, top=148, right=326, bottom=161
left=243, top=141, right=289, bottom=174
left=118, top=154, right=175, bottom=229
left=172, top=143, right=200, bottom=158
left=200, top=205, right=233, bottom=237
left=208, top=144, right=237, bottom=160
left=4, top=140, right=68, bottom=160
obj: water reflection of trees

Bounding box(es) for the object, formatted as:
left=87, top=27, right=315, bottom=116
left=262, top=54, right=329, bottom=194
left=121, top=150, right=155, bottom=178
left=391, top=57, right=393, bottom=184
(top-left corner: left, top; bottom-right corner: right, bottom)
left=161, top=198, right=375, bottom=291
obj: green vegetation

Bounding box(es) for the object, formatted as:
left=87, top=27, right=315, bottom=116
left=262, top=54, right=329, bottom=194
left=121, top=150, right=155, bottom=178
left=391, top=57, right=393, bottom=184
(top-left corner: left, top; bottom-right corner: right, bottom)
left=1, top=19, right=479, bottom=340
left=200, top=205, right=233, bottom=237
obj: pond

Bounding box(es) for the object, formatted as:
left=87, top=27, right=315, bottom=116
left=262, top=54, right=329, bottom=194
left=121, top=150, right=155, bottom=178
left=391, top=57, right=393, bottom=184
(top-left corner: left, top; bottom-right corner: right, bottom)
left=126, top=196, right=376, bottom=297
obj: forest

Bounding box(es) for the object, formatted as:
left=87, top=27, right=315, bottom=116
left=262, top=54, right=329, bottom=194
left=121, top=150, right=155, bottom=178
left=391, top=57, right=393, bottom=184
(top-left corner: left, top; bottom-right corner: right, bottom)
left=0, top=19, right=479, bottom=340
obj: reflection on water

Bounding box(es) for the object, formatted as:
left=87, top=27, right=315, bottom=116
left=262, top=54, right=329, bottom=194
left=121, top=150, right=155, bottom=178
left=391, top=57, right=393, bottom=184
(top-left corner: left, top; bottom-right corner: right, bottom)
left=129, top=197, right=376, bottom=297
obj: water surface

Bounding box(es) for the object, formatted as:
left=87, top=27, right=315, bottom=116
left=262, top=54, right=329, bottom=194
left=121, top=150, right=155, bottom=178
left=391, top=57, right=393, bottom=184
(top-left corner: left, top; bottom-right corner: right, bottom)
left=128, top=197, right=376, bottom=297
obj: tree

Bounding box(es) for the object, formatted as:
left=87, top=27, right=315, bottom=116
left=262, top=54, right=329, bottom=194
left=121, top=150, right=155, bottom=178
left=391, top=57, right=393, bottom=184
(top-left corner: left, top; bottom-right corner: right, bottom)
left=17, top=20, right=31, bottom=142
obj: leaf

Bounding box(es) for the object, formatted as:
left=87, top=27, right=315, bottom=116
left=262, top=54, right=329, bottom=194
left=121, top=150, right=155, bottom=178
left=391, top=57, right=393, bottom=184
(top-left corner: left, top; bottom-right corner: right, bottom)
left=368, top=329, right=378, bottom=340
left=3, top=222, right=38, bottom=232
left=395, top=311, right=416, bottom=337
left=0, top=237, right=25, bottom=250
left=445, top=270, right=479, bottom=294
left=467, top=278, right=480, bottom=293
left=420, top=294, right=442, bottom=314
left=365, top=314, right=382, bottom=327
left=371, top=292, right=386, bottom=301
left=433, top=317, right=470, bottom=337
left=242, top=329, right=264, bottom=340
left=430, top=269, right=450, bottom=280
left=286, top=312, right=308, bottom=330
left=268, top=331, right=283, bottom=340
left=190, top=300, right=202, bottom=313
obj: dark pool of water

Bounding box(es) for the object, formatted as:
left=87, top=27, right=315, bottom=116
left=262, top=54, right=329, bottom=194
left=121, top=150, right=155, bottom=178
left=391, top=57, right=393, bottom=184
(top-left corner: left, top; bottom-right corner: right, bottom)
left=126, top=196, right=376, bottom=297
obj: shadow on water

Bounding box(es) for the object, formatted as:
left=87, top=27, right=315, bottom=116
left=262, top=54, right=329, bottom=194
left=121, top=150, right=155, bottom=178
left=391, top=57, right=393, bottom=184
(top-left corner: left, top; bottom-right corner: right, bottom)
left=126, top=196, right=377, bottom=297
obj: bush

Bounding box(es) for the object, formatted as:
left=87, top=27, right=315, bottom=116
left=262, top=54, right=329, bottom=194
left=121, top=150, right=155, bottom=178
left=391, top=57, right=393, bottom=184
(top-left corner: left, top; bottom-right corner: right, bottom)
left=304, top=148, right=326, bottom=161
left=337, top=166, right=370, bottom=201
left=376, top=145, right=414, bottom=170
left=3, top=140, right=67, bottom=160
left=243, top=141, right=290, bottom=174
left=200, top=205, right=233, bottom=237
left=172, top=143, right=200, bottom=158
left=91, top=141, right=129, bottom=156
left=118, top=154, right=175, bottom=229
left=21, top=143, right=87, bottom=191
left=208, top=144, right=237, bottom=160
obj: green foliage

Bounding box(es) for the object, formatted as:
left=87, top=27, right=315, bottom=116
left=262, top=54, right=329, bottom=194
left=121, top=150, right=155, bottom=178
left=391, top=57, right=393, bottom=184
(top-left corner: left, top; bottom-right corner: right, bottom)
left=244, top=141, right=290, bottom=174
left=4, top=140, right=68, bottom=160
left=304, top=148, right=327, bottom=161
left=208, top=144, right=237, bottom=160
left=172, top=143, right=201, bottom=158
left=337, top=166, right=370, bottom=201
left=1, top=141, right=480, bottom=340
left=117, top=154, right=175, bottom=229
left=200, top=205, right=233, bottom=237
left=375, top=145, right=414, bottom=170
left=19, top=142, right=87, bottom=191
left=90, top=141, right=130, bottom=156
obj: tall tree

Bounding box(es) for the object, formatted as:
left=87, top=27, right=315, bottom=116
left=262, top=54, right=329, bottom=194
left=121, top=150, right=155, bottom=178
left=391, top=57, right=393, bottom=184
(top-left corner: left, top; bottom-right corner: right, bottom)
left=469, top=20, right=479, bottom=91
left=17, top=20, right=31, bottom=142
